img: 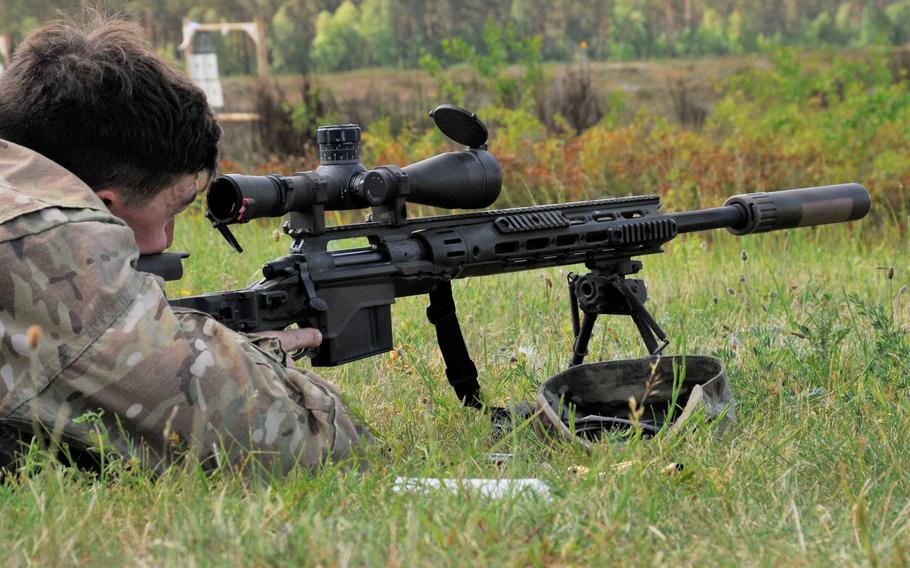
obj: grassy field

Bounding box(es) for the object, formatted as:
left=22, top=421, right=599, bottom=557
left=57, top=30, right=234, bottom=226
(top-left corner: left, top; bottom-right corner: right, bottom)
left=1, top=202, right=907, bottom=565
left=221, top=55, right=758, bottom=114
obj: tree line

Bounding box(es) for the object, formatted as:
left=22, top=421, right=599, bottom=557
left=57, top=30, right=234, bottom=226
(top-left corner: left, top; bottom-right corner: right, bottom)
left=2, top=0, right=910, bottom=74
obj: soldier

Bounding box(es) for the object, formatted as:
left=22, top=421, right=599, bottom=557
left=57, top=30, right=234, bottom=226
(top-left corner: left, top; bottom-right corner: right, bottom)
left=0, top=17, right=375, bottom=474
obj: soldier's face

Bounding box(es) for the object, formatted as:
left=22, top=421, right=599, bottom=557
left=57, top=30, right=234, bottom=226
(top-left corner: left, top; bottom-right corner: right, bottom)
left=99, top=175, right=200, bottom=254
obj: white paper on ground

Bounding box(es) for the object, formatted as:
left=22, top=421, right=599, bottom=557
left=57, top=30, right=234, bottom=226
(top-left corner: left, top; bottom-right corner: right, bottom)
left=392, top=477, right=551, bottom=499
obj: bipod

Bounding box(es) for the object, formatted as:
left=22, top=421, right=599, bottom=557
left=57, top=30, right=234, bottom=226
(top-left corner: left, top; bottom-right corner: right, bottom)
left=566, top=260, right=669, bottom=367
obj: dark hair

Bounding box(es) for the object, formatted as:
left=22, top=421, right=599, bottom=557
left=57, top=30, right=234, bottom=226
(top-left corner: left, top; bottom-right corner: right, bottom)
left=0, top=17, right=221, bottom=203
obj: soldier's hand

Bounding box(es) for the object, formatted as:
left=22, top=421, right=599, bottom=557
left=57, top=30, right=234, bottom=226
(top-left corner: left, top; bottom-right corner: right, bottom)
left=259, top=327, right=323, bottom=352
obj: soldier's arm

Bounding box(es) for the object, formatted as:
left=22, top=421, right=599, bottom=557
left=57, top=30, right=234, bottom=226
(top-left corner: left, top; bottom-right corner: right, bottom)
left=0, top=214, right=374, bottom=474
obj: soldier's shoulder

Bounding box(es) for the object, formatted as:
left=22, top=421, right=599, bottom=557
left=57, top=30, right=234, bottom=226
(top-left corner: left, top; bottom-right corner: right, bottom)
left=0, top=139, right=114, bottom=242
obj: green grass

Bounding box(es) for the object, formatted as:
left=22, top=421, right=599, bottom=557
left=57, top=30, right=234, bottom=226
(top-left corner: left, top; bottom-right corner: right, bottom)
left=2, top=210, right=908, bottom=566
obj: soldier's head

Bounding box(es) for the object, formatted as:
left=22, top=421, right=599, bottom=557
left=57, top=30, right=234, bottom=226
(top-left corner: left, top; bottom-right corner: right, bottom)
left=0, top=17, right=221, bottom=254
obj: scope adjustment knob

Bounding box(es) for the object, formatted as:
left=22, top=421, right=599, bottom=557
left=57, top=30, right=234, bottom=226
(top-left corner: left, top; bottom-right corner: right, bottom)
left=317, top=124, right=361, bottom=164
left=352, top=170, right=388, bottom=206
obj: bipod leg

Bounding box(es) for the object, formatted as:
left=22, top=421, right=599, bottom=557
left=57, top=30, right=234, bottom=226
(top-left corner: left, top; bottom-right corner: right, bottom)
left=631, top=313, right=665, bottom=355
left=567, top=272, right=580, bottom=338
left=612, top=278, right=669, bottom=356
left=568, top=311, right=598, bottom=368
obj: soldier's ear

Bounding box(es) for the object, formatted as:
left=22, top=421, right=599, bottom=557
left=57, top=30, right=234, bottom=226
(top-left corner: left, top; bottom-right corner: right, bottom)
left=95, top=188, right=119, bottom=209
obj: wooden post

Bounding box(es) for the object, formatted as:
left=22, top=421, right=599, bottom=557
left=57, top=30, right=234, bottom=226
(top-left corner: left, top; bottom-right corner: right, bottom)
left=180, top=19, right=268, bottom=82
left=144, top=7, right=154, bottom=43
left=181, top=18, right=193, bottom=78
left=177, top=18, right=268, bottom=124
left=254, top=17, right=269, bottom=84
left=0, top=33, right=11, bottom=68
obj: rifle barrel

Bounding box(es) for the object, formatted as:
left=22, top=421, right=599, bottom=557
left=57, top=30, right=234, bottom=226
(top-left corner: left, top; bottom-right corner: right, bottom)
left=669, top=206, right=745, bottom=234
left=669, top=183, right=870, bottom=236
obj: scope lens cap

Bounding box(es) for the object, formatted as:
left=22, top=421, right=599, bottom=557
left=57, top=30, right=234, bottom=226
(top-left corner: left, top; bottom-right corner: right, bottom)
left=429, top=104, right=489, bottom=148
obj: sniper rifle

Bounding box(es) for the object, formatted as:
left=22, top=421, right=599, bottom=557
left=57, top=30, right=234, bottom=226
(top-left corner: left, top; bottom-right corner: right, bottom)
left=137, top=105, right=871, bottom=409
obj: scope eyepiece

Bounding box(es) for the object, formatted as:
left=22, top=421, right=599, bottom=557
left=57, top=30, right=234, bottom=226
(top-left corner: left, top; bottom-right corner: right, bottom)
left=207, top=173, right=321, bottom=225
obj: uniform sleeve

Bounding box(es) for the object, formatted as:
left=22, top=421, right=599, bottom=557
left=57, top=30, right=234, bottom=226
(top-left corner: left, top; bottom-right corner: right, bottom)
left=1, top=215, right=375, bottom=474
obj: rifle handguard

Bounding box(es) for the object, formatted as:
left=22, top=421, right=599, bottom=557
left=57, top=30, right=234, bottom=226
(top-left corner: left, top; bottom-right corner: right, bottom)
left=724, top=183, right=870, bottom=235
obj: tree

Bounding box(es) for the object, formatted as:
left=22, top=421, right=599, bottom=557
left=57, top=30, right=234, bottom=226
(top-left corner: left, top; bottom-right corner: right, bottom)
left=608, top=0, right=652, bottom=59
left=271, top=0, right=321, bottom=73
left=310, top=1, right=365, bottom=72
left=359, top=0, right=397, bottom=67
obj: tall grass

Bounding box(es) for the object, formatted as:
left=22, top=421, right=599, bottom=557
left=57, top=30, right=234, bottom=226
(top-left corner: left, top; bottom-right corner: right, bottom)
left=2, top=208, right=905, bottom=565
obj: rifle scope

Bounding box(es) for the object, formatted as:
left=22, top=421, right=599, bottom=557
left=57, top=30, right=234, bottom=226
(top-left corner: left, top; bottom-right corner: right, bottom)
left=207, top=122, right=502, bottom=225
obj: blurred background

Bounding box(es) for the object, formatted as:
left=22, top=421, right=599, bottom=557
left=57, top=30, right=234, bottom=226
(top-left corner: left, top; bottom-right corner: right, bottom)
left=2, top=0, right=909, bottom=215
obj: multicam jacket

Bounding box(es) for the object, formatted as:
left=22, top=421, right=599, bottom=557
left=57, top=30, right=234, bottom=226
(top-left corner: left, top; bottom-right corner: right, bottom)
left=0, top=140, right=374, bottom=474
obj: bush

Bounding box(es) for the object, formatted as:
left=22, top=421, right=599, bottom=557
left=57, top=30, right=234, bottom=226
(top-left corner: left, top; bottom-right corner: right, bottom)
left=255, top=76, right=336, bottom=159
left=539, top=52, right=603, bottom=135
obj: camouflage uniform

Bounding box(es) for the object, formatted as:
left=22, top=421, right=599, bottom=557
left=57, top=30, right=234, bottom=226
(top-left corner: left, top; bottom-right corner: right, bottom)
left=0, top=139, right=375, bottom=474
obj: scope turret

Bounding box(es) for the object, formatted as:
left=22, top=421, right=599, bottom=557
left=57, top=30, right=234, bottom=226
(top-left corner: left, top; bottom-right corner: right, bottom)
left=317, top=124, right=361, bottom=164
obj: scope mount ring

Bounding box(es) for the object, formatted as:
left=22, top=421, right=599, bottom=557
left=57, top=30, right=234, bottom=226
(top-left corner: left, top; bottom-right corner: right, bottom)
left=429, top=104, right=489, bottom=149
